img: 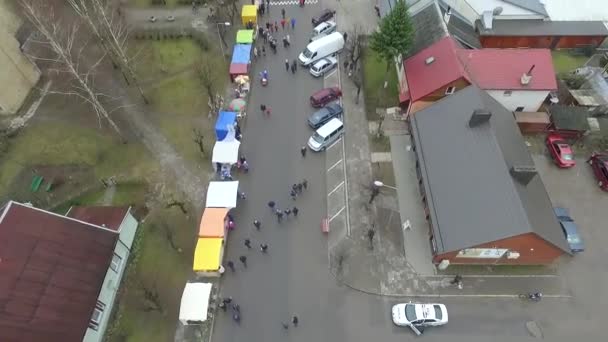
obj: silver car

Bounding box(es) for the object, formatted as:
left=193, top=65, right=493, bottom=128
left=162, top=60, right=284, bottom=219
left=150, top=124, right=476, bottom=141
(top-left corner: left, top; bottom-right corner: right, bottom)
left=309, top=56, right=338, bottom=77
left=310, top=21, right=337, bottom=42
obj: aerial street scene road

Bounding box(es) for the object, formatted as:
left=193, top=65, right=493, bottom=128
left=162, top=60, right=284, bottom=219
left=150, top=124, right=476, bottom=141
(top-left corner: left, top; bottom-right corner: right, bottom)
left=1, top=1, right=608, bottom=342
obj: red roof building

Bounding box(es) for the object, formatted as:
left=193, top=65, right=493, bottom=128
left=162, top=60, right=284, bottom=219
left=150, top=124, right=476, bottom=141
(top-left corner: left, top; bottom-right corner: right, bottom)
left=401, top=37, right=557, bottom=115
left=0, top=201, right=135, bottom=342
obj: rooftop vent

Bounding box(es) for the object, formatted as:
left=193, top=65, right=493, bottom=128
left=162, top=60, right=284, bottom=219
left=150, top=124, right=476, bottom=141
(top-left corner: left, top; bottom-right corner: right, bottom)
left=482, top=10, right=494, bottom=29
left=469, top=109, right=492, bottom=127
left=425, top=56, right=435, bottom=65
left=510, top=165, right=537, bottom=185
left=521, top=64, right=535, bottom=85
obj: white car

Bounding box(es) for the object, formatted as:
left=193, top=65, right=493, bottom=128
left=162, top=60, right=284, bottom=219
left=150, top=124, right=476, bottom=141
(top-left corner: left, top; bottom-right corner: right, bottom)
left=391, top=302, right=448, bottom=335
left=310, top=21, right=337, bottom=42
left=309, top=56, right=338, bottom=77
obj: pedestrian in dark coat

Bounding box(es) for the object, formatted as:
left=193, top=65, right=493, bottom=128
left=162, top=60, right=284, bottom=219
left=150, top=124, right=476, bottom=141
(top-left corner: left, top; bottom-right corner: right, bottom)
left=260, top=243, right=268, bottom=253
left=302, top=179, right=308, bottom=189
left=244, top=239, right=251, bottom=249
left=281, top=8, right=286, bottom=19
left=227, top=260, right=235, bottom=272
left=282, top=322, right=289, bottom=330
left=343, top=32, right=348, bottom=42
left=258, top=26, right=264, bottom=36
left=292, top=59, right=298, bottom=72
left=300, top=146, right=306, bottom=156
left=292, top=207, right=299, bottom=217
left=284, top=208, right=291, bottom=217
left=297, top=183, right=303, bottom=193
left=261, top=104, right=266, bottom=113
left=285, top=59, right=290, bottom=71
left=291, top=63, right=296, bottom=74
left=268, top=201, right=276, bottom=209
left=266, top=22, right=271, bottom=30
left=253, top=219, right=261, bottom=230
left=276, top=209, right=284, bottom=222
left=292, top=315, right=299, bottom=326
left=290, top=189, right=297, bottom=200
left=274, top=21, right=279, bottom=32
left=239, top=255, right=247, bottom=267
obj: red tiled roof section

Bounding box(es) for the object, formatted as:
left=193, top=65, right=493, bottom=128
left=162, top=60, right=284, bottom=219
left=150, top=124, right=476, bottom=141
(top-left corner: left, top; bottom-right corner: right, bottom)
left=404, top=36, right=471, bottom=102
left=0, top=202, right=118, bottom=342
left=456, top=48, right=557, bottom=90
left=67, top=206, right=129, bottom=231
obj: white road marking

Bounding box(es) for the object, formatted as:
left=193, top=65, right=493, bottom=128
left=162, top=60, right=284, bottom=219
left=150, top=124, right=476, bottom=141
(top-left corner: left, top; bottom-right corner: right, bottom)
left=328, top=181, right=345, bottom=196
left=269, top=0, right=319, bottom=6
left=327, top=137, right=342, bottom=150
left=324, top=69, right=337, bottom=80
left=327, top=159, right=342, bottom=171
left=328, top=207, right=345, bottom=222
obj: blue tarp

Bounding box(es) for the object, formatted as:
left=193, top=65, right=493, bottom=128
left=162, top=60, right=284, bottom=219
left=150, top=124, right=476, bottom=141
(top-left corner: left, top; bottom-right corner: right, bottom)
left=215, top=111, right=237, bottom=141
left=231, top=44, right=252, bottom=64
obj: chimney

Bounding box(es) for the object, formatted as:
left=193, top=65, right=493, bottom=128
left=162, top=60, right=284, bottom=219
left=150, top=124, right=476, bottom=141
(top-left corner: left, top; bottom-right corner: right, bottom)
left=521, top=64, right=535, bottom=85
left=469, top=109, right=492, bottom=127
left=444, top=6, right=452, bottom=25
left=425, top=56, right=435, bottom=65
left=510, top=165, right=537, bottom=185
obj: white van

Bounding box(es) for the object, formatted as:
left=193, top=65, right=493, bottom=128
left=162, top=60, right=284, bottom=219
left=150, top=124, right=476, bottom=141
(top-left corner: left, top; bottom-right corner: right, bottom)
left=307, top=118, right=344, bottom=152
left=299, top=32, right=344, bottom=67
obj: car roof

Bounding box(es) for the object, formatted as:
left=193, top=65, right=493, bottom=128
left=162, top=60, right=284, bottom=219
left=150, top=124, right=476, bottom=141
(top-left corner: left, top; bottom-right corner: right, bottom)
left=316, top=118, right=343, bottom=137
left=305, top=32, right=344, bottom=50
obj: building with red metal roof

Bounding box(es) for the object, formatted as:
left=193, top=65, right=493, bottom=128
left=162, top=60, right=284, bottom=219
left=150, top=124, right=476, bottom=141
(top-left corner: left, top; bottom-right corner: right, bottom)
left=0, top=201, right=138, bottom=342
left=400, top=36, right=557, bottom=114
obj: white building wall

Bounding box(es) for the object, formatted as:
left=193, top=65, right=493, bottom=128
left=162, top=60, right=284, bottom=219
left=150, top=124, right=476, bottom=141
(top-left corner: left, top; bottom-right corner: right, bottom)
left=83, top=212, right=138, bottom=342
left=486, top=89, right=550, bottom=112
left=441, top=0, right=544, bottom=24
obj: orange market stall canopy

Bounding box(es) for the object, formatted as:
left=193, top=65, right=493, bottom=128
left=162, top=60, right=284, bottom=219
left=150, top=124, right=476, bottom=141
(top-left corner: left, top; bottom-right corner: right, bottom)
left=199, top=208, right=229, bottom=238
left=193, top=238, right=224, bottom=276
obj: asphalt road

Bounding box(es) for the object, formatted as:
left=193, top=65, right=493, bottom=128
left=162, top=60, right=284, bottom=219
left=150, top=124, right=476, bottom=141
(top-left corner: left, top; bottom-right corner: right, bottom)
left=210, top=3, right=585, bottom=342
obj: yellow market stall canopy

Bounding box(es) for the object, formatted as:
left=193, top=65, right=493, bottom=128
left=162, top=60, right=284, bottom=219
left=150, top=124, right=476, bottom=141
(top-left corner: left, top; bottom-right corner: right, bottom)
left=193, top=238, right=224, bottom=276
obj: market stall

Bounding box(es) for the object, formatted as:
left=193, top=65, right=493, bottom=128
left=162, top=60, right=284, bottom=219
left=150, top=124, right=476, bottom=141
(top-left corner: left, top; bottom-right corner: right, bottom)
left=212, top=139, right=241, bottom=171
left=205, top=181, right=239, bottom=208
left=241, top=5, right=257, bottom=26
left=215, top=111, right=237, bottom=141
left=199, top=207, right=230, bottom=238
left=179, top=282, right=213, bottom=325
left=193, top=238, right=224, bottom=276
left=236, top=29, right=255, bottom=44
left=229, top=44, right=252, bottom=81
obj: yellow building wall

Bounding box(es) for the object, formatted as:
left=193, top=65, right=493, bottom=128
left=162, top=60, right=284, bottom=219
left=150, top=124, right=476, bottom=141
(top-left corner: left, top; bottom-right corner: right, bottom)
left=0, top=0, right=40, bottom=115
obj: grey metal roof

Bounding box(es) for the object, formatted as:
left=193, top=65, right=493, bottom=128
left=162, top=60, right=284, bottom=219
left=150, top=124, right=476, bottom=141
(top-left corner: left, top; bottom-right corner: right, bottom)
left=411, top=86, right=571, bottom=254
left=477, top=19, right=608, bottom=36
left=503, top=0, right=548, bottom=16
left=547, top=105, right=591, bottom=131
left=406, top=0, right=449, bottom=57
left=438, top=2, right=481, bottom=48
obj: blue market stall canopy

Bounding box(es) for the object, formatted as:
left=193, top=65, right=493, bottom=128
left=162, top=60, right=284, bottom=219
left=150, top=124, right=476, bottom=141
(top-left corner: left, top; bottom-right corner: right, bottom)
left=231, top=44, right=252, bottom=65
left=215, top=111, right=237, bottom=141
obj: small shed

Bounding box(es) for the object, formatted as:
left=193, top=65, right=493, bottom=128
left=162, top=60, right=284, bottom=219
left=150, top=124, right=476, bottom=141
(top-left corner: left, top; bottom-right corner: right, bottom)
left=179, top=282, right=213, bottom=325
left=205, top=181, right=239, bottom=208
left=236, top=30, right=255, bottom=44
left=547, top=105, right=591, bottom=139
left=215, top=111, right=237, bottom=141
left=241, top=5, right=257, bottom=25
left=514, top=111, right=551, bottom=134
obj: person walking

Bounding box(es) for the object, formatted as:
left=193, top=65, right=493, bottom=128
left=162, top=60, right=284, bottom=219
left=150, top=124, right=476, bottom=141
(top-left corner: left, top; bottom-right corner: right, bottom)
left=290, top=189, right=297, bottom=200
left=290, top=63, right=296, bottom=74
left=253, top=219, right=261, bottom=230
left=268, top=201, right=276, bottom=210
left=292, top=315, right=299, bottom=326
left=260, top=243, right=269, bottom=253
left=244, top=238, right=251, bottom=249
left=292, top=59, right=298, bottom=72
left=262, top=46, right=266, bottom=56
left=260, top=104, right=266, bottom=114
left=274, top=21, right=279, bottom=32
left=266, top=22, right=271, bottom=31
left=276, top=209, right=284, bottom=222
left=266, top=106, right=272, bottom=116
left=367, top=228, right=375, bottom=250
left=343, top=32, right=348, bottom=42
left=282, top=322, right=289, bottom=330
left=302, top=179, right=308, bottom=190
left=297, top=183, right=303, bottom=193
left=285, top=59, right=290, bottom=71
left=239, top=191, right=247, bottom=200
left=239, top=255, right=247, bottom=267
left=253, top=46, right=258, bottom=59
left=281, top=8, right=286, bottom=19
left=284, top=208, right=291, bottom=217
left=292, top=206, right=299, bottom=217
left=280, top=18, right=286, bottom=30
left=300, top=146, right=306, bottom=157
left=291, top=17, right=296, bottom=29
left=227, top=260, right=235, bottom=272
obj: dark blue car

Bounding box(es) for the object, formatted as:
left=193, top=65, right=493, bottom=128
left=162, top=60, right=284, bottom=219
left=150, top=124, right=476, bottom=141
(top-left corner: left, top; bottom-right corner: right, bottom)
left=554, top=207, right=585, bottom=253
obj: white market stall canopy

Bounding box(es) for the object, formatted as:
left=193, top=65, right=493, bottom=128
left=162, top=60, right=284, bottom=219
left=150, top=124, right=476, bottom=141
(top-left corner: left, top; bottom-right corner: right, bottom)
left=212, top=140, right=241, bottom=165
left=179, top=282, right=213, bottom=325
left=205, top=181, right=239, bottom=208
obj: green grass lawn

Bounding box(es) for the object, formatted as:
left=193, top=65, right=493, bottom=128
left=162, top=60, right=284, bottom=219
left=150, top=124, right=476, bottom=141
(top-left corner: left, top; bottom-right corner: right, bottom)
left=52, top=182, right=149, bottom=214
left=133, top=39, right=204, bottom=82
left=552, top=50, right=589, bottom=74
left=107, top=207, right=197, bottom=342
left=0, top=121, right=154, bottom=196
left=362, top=48, right=400, bottom=121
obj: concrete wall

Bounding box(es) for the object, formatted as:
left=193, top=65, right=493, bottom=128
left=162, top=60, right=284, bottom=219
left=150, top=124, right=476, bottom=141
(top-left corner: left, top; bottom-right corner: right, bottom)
left=434, top=233, right=565, bottom=265
left=83, top=212, right=138, bottom=342
left=0, top=1, right=40, bottom=115
left=487, top=89, right=550, bottom=112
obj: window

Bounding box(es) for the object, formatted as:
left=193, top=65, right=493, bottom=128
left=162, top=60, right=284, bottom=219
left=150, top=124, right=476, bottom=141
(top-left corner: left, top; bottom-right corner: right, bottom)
left=110, top=253, right=122, bottom=272
left=89, top=301, right=105, bottom=331
left=515, top=106, right=525, bottom=112
left=503, top=90, right=512, bottom=96
left=445, top=86, right=456, bottom=95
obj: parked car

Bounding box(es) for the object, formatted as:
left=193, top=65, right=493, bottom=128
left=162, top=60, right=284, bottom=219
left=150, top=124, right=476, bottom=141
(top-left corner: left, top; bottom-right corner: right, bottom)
left=392, top=302, right=448, bottom=336
left=588, top=152, right=608, bottom=191
left=312, top=9, right=336, bottom=26
left=310, top=87, right=342, bottom=107
left=546, top=133, right=575, bottom=168
left=554, top=207, right=585, bottom=253
left=310, top=21, right=337, bottom=42
left=308, top=118, right=344, bottom=152
left=310, top=56, right=338, bottom=77
left=308, top=103, right=343, bottom=128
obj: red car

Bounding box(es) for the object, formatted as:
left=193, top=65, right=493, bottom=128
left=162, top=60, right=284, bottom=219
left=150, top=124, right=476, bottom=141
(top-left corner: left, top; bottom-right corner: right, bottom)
left=546, top=133, right=575, bottom=168
left=310, top=87, right=342, bottom=108
left=588, top=152, right=608, bottom=191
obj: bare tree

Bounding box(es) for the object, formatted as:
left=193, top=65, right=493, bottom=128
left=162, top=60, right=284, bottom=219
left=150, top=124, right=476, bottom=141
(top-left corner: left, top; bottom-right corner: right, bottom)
left=193, top=129, right=206, bottom=156
left=197, top=56, right=224, bottom=112
left=66, top=0, right=149, bottom=104
left=20, top=0, right=123, bottom=138
left=348, top=24, right=366, bottom=67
